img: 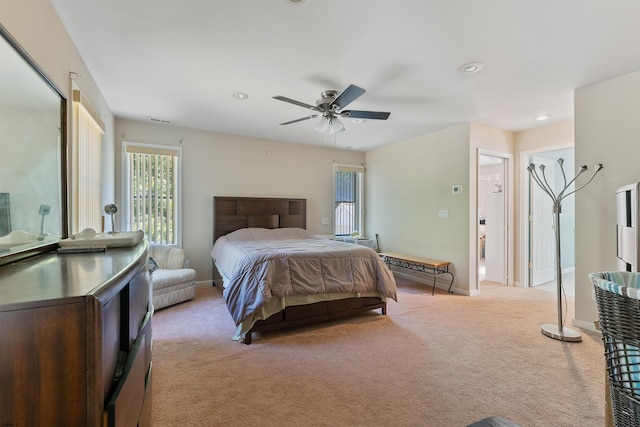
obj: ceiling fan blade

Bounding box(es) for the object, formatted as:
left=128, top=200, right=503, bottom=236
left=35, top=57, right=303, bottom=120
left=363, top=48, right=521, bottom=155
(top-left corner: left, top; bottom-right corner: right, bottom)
left=279, top=114, right=319, bottom=125
left=330, top=84, right=365, bottom=110
left=340, top=110, right=391, bottom=120
left=273, top=95, right=320, bottom=112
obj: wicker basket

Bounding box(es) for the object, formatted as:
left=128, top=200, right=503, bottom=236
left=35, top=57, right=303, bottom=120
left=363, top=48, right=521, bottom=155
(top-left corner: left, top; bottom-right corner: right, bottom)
left=591, top=272, right=640, bottom=427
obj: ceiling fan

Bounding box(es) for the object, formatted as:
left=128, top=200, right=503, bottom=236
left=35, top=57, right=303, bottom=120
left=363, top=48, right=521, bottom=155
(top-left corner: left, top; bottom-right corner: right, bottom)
left=273, top=84, right=390, bottom=134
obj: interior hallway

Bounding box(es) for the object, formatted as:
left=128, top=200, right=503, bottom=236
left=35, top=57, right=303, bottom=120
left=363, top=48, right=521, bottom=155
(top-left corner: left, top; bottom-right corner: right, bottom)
left=479, top=258, right=575, bottom=297
left=534, top=269, right=575, bottom=297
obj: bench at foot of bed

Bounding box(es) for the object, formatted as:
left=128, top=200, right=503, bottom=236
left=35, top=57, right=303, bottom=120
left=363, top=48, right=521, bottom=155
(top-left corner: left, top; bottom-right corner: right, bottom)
left=243, top=297, right=386, bottom=345
left=379, top=252, right=454, bottom=295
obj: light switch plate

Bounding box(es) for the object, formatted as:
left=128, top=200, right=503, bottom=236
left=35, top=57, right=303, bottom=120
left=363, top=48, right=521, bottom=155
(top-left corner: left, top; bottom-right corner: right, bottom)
left=321, top=217, right=330, bottom=225
left=438, top=210, right=449, bottom=219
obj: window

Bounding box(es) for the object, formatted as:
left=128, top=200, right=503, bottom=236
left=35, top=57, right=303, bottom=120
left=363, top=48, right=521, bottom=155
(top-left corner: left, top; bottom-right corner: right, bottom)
left=71, top=89, right=105, bottom=233
left=123, top=142, right=182, bottom=245
left=334, top=164, right=363, bottom=237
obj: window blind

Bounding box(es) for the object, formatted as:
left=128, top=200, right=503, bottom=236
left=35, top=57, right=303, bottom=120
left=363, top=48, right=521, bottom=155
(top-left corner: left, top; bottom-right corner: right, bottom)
left=71, top=90, right=104, bottom=233
left=333, top=164, right=364, bottom=236
left=126, top=144, right=179, bottom=244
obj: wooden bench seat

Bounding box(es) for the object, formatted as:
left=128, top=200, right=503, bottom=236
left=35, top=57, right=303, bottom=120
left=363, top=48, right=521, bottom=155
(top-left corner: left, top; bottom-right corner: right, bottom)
left=379, top=252, right=454, bottom=295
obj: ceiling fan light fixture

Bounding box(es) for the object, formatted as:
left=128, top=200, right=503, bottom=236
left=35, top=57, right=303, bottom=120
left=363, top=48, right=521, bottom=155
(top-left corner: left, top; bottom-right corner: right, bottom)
left=314, top=117, right=329, bottom=133
left=274, top=83, right=389, bottom=134
left=329, top=117, right=345, bottom=134
left=315, top=116, right=345, bottom=134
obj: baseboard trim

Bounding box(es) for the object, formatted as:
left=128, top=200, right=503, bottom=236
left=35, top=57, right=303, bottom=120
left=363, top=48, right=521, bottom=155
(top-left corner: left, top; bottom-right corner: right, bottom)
left=392, top=270, right=468, bottom=295
left=196, top=280, right=214, bottom=287
left=571, top=318, right=599, bottom=333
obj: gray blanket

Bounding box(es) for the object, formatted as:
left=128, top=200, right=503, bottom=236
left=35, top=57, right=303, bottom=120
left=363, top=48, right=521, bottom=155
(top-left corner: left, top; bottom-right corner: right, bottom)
left=210, top=228, right=397, bottom=325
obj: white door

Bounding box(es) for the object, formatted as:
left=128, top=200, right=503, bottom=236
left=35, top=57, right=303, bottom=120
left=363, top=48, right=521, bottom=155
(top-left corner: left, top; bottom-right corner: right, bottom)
left=530, top=156, right=556, bottom=286
left=485, top=191, right=505, bottom=283
left=478, top=154, right=508, bottom=286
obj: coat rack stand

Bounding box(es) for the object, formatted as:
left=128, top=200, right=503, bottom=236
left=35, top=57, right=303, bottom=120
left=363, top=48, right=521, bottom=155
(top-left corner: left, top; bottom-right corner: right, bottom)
left=527, top=159, right=603, bottom=343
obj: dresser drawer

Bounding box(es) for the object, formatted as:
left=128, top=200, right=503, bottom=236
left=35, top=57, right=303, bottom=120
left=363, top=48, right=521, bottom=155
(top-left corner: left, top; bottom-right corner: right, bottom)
left=139, top=311, right=152, bottom=372
left=138, top=363, right=153, bottom=427
left=106, top=335, right=146, bottom=427
left=127, top=269, right=150, bottom=346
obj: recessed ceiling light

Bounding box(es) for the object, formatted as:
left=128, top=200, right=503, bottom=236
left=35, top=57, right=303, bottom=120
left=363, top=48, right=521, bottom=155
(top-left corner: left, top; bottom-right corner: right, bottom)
left=458, top=61, right=484, bottom=74
left=232, top=92, right=249, bottom=100
left=534, top=114, right=550, bottom=121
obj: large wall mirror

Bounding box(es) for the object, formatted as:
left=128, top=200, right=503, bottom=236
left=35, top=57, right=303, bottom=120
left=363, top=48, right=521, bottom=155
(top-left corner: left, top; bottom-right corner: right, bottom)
left=0, top=24, right=67, bottom=266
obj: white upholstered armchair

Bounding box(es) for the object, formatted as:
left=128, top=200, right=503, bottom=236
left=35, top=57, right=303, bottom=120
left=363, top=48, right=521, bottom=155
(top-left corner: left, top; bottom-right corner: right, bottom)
left=149, top=244, right=196, bottom=310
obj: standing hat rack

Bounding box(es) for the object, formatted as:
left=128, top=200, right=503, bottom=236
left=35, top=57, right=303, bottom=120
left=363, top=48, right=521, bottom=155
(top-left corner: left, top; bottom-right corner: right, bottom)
left=527, top=158, right=603, bottom=342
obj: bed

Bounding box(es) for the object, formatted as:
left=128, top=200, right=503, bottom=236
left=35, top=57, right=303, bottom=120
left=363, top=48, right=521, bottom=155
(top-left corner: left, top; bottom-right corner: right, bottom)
left=210, top=196, right=397, bottom=344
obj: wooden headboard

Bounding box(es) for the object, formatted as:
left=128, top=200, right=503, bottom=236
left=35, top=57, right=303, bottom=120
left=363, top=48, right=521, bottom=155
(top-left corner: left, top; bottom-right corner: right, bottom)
left=213, top=196, right=307, bottom=242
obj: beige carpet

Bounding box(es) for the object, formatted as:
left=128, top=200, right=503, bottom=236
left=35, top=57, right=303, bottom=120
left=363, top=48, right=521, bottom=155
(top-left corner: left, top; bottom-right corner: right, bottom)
left=150, top=277, right=605, bottom=427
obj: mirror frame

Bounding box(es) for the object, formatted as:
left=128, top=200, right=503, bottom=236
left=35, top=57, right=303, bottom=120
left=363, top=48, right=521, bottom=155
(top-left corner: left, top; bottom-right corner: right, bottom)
left=0, top=23, right=68, bottom=267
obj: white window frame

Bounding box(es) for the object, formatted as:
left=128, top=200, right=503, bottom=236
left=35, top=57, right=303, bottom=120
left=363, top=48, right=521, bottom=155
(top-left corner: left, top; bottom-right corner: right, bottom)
left=333, top=163, right=364, bottom=238
left=122, top=141, right=182, bottom=246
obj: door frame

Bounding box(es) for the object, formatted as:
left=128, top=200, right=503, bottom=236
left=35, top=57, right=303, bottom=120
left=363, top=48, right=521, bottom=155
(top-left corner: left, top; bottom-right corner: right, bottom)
left=530, top=155, right=557, bottom=286
left=476, top=149, right=513, bottom=293
left=518, top=144, right=574, bottom=288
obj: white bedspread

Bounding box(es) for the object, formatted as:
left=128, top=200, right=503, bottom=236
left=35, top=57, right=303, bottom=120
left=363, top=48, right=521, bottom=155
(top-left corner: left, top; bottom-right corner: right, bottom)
left=210, top=228, right=397, bottom=327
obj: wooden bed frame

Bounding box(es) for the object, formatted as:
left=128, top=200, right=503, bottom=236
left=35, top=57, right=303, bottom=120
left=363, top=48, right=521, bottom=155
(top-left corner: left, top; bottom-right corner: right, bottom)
left=213, top=196, right=387, bottom=344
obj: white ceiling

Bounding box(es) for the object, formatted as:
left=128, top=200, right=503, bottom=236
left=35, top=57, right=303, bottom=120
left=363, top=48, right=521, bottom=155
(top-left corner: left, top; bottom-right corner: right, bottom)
left=50, top=0, right=640, bottom=151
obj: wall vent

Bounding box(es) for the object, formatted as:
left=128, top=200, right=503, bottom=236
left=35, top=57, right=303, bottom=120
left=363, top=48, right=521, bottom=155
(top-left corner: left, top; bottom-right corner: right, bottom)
left=148, top=117, right=171, bottom=124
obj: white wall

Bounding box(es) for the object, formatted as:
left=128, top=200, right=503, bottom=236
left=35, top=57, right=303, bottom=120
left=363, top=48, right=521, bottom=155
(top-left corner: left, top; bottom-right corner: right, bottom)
left=574, top=70, right=640, bottom=330
left=115, top=118, right=366, bottom=282
left=365, top=124, right=472, bottom=294
left=365, top=122, right=515, bottom=295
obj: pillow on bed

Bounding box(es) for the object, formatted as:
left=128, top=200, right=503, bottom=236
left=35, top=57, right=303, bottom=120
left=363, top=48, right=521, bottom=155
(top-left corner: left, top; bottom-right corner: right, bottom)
left=272, top=228, right=316, bottom=240
left=225, top=227, right=315, bottom=242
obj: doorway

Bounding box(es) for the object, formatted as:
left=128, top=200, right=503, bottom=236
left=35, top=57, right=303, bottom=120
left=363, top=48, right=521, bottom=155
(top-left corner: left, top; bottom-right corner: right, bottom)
left=478, top=154, right=508, bottom=286
left=526, top=148, right=575, bottom=296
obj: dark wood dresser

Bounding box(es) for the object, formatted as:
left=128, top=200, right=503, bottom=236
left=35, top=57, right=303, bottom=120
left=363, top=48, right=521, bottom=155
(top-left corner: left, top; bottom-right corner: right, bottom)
left=0, top=242, right=152, bottom=427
